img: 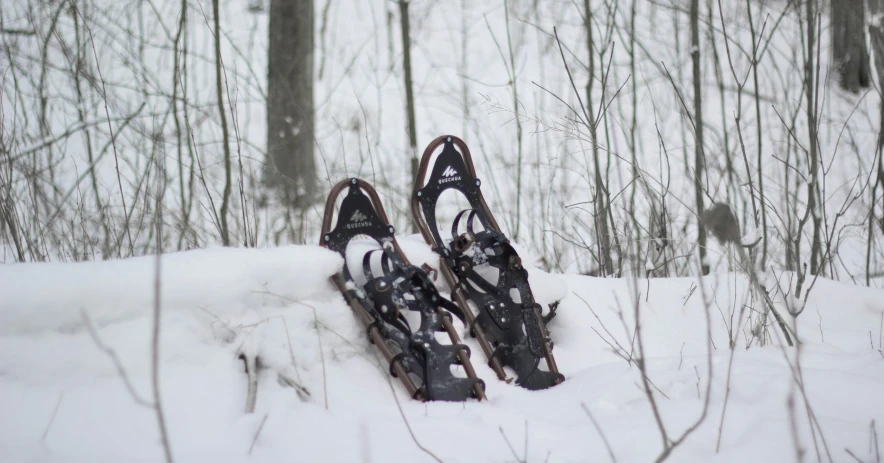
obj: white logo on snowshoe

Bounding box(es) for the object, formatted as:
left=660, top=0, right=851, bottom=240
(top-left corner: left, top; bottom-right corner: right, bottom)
left=438, top=166, right=462, bottom=184
left=346, top=210, right=371, bottom=229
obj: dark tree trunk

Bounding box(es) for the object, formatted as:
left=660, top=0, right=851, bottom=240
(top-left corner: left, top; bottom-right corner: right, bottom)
left=584, top=0, right=614, bottom=276
left=832, top=0, right=870, bottom=93
left=691, top=0, right=709, bottom=275
left=266, top=0, right=316, bottom=206
left=806, top=0, right=823, bottom=275
left=399, top=0, right=418, bottom=190
left=868, top=0, right=884, bottom=284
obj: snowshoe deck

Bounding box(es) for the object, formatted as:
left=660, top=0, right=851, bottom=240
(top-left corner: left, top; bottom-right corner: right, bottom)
left=320, top=178, right=485, bottom=401
left=411, top=136, right=564, bottom=390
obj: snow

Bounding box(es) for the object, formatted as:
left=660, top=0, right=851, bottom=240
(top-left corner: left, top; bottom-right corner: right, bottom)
left=740, top=227, right=759, bottom=248
left=2, top=244, right=883, bottom=462
left=2, top=0, right=884, bottom=460
left=0, top=246, right=342, bottom=335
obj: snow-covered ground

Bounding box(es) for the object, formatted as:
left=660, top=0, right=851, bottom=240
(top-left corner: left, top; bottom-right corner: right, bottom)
left=2, top=242, right=882, bottom=462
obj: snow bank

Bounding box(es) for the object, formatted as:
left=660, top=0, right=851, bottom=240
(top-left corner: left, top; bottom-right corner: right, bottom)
left=1, top=243, right=882, bottom=462
left=0, top=245, right=343, bottom=335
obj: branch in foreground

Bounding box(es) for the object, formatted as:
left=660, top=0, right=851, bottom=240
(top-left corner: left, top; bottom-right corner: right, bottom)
left=81, top=310, right=154, bottom=408
left=386, top=370, right=443, bottom=463
left=582, top=403, right=617, bottom=462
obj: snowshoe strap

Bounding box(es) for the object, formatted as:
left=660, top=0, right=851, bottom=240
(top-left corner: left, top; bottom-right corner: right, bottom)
left=446, top=220, right=560, bottom=389
left=451, top=209, right=482, bottom=239
left=361, top=249, right=394, bottom=283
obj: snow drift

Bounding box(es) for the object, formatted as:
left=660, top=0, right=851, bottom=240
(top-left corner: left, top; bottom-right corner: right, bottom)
left=1, top=241, right=882, bottom=462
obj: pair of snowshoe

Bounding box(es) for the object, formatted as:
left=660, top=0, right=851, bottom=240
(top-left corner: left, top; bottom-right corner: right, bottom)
left=320, top=135, right=564, bottom=402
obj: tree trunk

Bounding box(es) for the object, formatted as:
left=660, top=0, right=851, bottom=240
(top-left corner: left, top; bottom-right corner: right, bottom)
left=584, top=0, right=614, bottom=277
left=690, top=0, right=709, bottom=274
left=212, top=0, right=232, bottom=246
left=868, top=0, right=884, bottom=284
left=832, top=0, right=870, bottom=92
left=399, top=0, right=418, bottom=193
left=266, top=0, right=316, bottom=207
left=806, top=0, right=823, bottom=276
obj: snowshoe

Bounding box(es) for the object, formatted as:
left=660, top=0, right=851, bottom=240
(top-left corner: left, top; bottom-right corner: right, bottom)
left=320, top=178, right=486, bottom=401
left=411, top=135, right=564, bottom=390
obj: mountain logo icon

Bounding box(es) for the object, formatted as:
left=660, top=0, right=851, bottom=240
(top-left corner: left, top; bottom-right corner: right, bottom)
left=442, top=166, right=458, bottom=177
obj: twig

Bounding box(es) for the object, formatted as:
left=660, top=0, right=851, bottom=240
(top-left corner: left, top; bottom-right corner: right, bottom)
left=498, top=425, right=525, bottom=463
left=552, top=27, right=592, bottom=130
left=242, top=352, right=258, bottom=413
left=190, top=128, right=222, bottom=237
left=631, top=282, right=669, bottom=450
left=152, top=140, right=174, bottom=463
left=524, top=420, right=528, bottom=463
left=248, top=413, right=269, bottom=455
left=386, top=375, right=443, bottom=463
left=0, top=28, right=35, bottom=35
left=845, top=448, right=865, bottom=463
left=715, top=282, right=750, bottom=453
left=654, top=258, right=715, bottom=462
left=81, top=310, right=153, bottom=407
left=581, top=403, right=617, bottom=462
left=872, top=420, right=880, bottom=463
left=38, top=104, right=145, bottom=237
left=312, top=306, right=328, bottom=410
left=678, top=343, right=685, bottom=370
left=773, top=316, right=832, bottom=462
left=878, top=312, right=884, bottom=351
left=41, top=391, right=64, bottom=441
left=576, top=293, right=632, bottom=364
left=787, top=393, right=805, bottom=462
left=73, top=2, right=133, bottom=257
left=252, top=290, right=327, bottom=409
left=281, top=316, right=303, bottom=383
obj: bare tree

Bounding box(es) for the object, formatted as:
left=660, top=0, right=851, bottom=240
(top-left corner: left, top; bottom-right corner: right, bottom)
left=868, top=0, right=884, bottom=285
left=266, top=0, right=317, bottom=207
left=831, top=0, right=870, bottom=93
left=691, top=0, right=709, bottom=275
left=583, top=0, right=614, bottom=276
left=399, top=0, right=419, bottom=193
left=804, top=0, right=824, bottom=275
left=213, top=0, right=232, bottom=246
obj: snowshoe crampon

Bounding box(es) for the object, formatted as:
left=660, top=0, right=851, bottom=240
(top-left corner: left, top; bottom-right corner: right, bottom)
left=411, top=136, right=564, bottom=390
left=320, top=178, right=486, bottom=401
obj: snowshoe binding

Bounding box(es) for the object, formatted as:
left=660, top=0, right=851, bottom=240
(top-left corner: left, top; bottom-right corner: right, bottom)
left=320, top=178, right=486, bottom=401
left=411, top=136, right=564, bottom=390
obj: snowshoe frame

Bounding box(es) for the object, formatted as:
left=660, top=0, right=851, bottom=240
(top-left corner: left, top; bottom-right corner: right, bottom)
left=411, top=135, right=564, bottom=390
left=320, top=178, right=486, bottom=401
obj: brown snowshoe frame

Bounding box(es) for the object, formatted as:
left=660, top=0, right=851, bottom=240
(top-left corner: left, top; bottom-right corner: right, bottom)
left=411, top=135, right=563, bottom=390
left=320, top=178, right=486, bottom=401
